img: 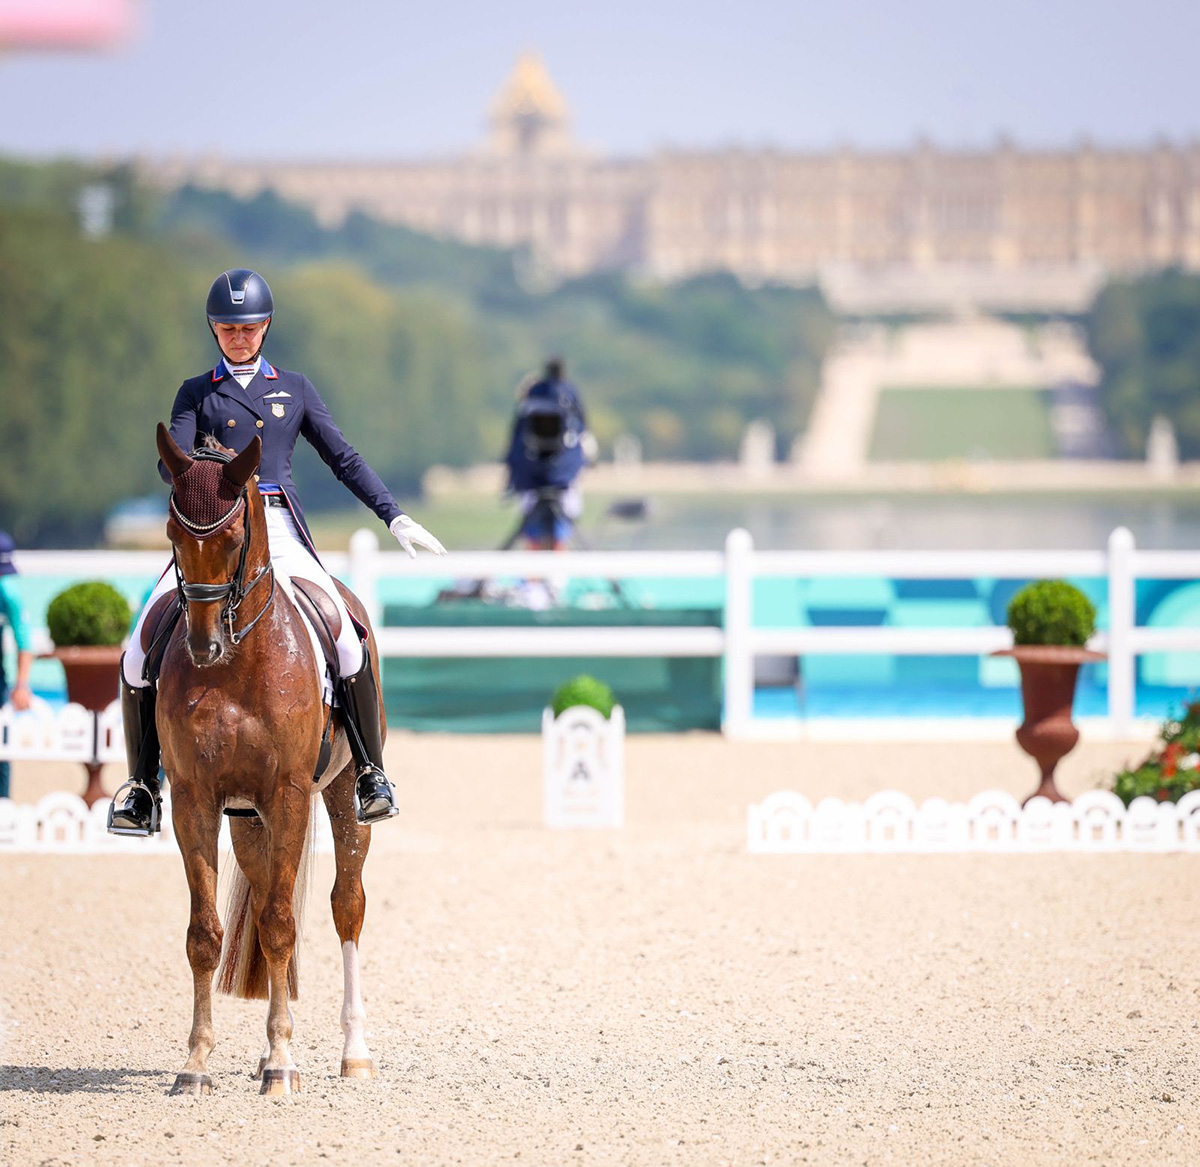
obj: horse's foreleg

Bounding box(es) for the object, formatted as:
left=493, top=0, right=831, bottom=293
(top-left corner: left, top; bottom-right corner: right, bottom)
left=323, top=767, right=376, bottom=1079
left=257, top=794, right=308, bottom=1096
left=170, top=796, right=223, bottom=1096
left=228, top=816, right=273, bottom=1080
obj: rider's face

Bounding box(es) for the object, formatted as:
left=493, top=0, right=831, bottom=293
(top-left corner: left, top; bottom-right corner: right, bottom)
left=212, top=319, right=270, bottom=364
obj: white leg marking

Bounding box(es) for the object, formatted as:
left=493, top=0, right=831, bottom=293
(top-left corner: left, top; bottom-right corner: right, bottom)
left=341, top=940, right=372, bottom=1061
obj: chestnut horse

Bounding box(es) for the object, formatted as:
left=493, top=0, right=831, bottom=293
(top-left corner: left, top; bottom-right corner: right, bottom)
left=154, top=423, right=380, bottom=1096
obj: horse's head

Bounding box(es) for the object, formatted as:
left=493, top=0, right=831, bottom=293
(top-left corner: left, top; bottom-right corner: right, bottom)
left=158, top=423, right=263, bottom=666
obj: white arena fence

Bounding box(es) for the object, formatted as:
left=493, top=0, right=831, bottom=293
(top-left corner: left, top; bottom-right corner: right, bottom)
left=0, top=697, right=124, bottom=765
left=9, top=525, right=1197, bottom=738
left=0, top=790, right=335, bottom=855
left=747, top=789, right=1200, bottom=854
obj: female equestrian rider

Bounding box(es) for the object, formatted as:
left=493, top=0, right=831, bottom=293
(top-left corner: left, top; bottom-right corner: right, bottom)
left=108, top=268, right=445, bottom=836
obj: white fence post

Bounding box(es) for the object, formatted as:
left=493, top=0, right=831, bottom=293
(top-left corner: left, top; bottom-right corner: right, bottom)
left=348, top=527, right=381, bottom=627
left=723, top=528, right=754, bottom=739
left=1107, top=526, right=1136, bottom=737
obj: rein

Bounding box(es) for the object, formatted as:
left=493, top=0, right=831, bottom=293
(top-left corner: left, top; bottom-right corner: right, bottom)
left=171, top=452, right=276, bottom=646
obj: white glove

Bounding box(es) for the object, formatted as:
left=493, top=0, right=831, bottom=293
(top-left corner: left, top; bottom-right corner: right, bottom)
left=389, top=514, right=446, bottom=559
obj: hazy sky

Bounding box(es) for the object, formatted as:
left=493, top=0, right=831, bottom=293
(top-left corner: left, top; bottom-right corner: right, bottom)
left=2, top=0, right=1197, bottom=160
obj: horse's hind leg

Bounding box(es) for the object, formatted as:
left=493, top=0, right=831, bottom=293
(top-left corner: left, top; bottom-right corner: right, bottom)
left=169, top=794, right=224, bottom=1096
left=323, top=765, right=376, bottom=1079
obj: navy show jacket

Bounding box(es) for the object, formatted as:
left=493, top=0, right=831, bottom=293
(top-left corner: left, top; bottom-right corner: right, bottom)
left=160, top=359, right=403, bottom=552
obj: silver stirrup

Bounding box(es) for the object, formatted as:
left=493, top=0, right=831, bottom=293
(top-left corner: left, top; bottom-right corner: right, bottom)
left=106, top=779, right=162, bottom=837
left=354, top=773, right=399, bottom=826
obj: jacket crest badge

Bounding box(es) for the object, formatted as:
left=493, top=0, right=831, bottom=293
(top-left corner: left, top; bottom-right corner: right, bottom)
left=271, top=402, right=286, bottom=418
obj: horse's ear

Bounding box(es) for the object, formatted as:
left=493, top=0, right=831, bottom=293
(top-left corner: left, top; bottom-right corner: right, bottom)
left=223, top=436, right=262, bottom=490
left=157, top=423, right=192, bottom=481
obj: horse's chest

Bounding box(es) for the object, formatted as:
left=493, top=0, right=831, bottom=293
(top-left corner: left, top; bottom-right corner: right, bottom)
left=165, top=687, right=300, bottom=764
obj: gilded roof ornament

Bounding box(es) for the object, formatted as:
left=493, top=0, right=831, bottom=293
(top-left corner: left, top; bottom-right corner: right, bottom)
left=489, top=51, right=570, bottom=123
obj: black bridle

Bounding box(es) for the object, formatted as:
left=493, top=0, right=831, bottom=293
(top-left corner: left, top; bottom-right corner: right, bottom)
left=170, top=451, right=276, bottom=646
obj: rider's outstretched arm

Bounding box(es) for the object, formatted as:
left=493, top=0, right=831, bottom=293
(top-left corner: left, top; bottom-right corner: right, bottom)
left=298, top=378, right=403, bottom=527
left=299, top=379, right=444, bottom=556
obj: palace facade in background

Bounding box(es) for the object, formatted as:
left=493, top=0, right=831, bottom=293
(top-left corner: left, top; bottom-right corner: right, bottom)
left=146, top=55, right=1200, bottom=312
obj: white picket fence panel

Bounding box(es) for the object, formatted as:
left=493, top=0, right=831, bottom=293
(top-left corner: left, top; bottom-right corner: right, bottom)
left=0, top=791, right=336, bottom=855
left=0, top=699, right=125, bottom=763
left=747, top=788, right=1200, bottom=853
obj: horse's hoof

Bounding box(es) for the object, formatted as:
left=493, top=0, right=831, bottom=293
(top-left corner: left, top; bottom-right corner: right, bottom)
left=169, top=1072, right=214, bottom=1096
left=259, top=1068, right=301, bottom=1096
left=340, top=1058, right=377, bottom=1079
left=251, top=1057, right=266, bottom=1081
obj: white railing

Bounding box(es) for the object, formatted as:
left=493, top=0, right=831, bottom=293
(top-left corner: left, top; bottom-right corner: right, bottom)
left=748, top=788, right=1200, bottom=853
left=0, top=698, right=124, bottom=763
left=0, top=791, right=335, bottom=854
left=13, top=525, right=1197, bottom=738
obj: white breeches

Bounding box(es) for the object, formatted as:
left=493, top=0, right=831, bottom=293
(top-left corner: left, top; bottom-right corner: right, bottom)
left=123, top=504, right=363, bottom=688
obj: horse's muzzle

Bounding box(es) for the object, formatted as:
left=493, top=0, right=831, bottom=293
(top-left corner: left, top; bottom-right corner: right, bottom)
left=187, top=637, right=225, bottom=667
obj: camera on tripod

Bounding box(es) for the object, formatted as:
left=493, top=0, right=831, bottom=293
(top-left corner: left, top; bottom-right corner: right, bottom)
left=521, top=398, right=579, bottom=462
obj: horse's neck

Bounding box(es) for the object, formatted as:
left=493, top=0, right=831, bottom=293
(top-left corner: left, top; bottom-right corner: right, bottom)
left=246, top=497, right=272, bottom=579
left=237, top=498, right=278, bottom=654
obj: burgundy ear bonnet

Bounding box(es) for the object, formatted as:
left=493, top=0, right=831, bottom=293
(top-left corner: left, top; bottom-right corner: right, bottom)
left=169, top=450, right=245, bottom=536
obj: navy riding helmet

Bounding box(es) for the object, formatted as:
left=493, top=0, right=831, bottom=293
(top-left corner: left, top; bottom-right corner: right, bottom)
left=206, top=268, right=274, bottom=354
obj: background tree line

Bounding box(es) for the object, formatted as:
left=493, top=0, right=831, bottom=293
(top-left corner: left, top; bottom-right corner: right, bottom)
left=1085, top=270, right=1200, bottom=459
left=0, top=159, right=833, bottom=544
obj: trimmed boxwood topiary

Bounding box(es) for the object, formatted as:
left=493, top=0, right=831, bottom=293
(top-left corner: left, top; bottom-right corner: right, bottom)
left=1006, top=579, right=1096, bottom=647
left=551, top=674, right=616, bottom=719
left=46, top=581, right=132, bottom=647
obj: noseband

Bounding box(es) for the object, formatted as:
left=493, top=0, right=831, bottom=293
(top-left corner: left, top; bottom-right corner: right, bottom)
left=170, top=449, right=276, bottom=646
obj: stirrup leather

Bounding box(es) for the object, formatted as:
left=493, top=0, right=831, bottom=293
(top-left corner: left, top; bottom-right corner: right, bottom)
left=107, top=779, right=162, bottom=837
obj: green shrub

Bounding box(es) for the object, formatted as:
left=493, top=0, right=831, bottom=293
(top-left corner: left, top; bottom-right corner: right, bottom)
left=551, top=674, right=616, bottom=719
left=1111, top=701, right=1200, bottom=806
left=46, top=581, right=132, bottom=647
left=1006, top=579, right=1096, bottom=647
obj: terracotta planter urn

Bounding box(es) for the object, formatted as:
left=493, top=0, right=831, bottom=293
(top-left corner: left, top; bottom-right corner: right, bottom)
left=40, top=644, right=124, bottom=806
left=994, top=645, right=1105, bottom=805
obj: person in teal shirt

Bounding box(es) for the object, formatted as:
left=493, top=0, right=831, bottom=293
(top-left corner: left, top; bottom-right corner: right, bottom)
left=0, top=531, right=33, bottom=799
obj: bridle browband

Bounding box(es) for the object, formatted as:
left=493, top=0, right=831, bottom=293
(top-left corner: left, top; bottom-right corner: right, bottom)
left=170, top=448, right=276, bottom=646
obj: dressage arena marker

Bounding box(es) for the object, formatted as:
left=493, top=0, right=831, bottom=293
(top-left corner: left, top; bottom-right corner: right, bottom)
left=747, top=789, right=1200, bottom=853
left=543, top=704, right=625, bottom=829
left=0, top=791, right=336, bottom=854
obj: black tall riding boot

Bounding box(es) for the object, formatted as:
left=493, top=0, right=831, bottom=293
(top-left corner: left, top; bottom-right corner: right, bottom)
left=107, top=658, right=163, bottom=837
left=340, top=643, right=398, bottom=825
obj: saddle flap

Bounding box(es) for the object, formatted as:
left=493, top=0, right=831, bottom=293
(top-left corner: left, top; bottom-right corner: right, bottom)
left=290, top=577, right=341, bottom=676
left=140, top=592, right=181, bottom=654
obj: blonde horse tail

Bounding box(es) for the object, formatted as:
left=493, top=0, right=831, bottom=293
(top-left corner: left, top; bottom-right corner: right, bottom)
left=217, top=799, right=317, bottom=1001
